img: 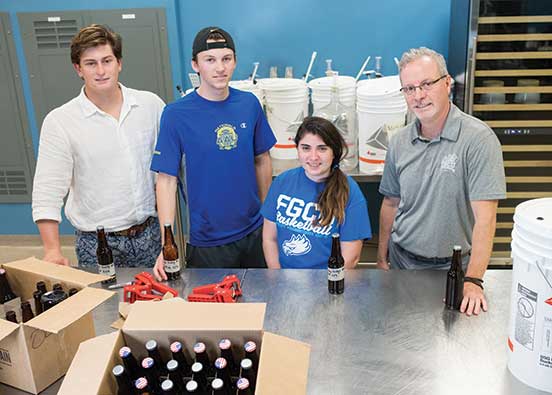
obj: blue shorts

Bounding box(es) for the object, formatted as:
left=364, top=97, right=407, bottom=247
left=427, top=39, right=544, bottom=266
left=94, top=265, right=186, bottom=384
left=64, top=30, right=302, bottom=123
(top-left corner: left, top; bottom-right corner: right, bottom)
left=75, top=217, right=161, bottom=268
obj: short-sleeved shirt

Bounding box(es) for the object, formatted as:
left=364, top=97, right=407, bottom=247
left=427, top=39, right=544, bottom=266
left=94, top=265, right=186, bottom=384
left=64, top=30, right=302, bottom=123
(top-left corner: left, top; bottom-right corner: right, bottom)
left=261, top=167, right=372, bottom=269
left=151, top=88, right=276, bottom=247
left=379, top=103, right=506, bottom=258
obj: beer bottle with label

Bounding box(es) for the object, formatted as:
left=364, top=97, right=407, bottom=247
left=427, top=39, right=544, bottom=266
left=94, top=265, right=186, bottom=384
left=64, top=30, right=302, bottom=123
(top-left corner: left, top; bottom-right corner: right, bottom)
left=445, top=245, right=464, bottom=310
left=328, top=233, right=345, bottom=294
left=163, top=224, right=181, bottom=281
left=96, top=226, right=116, bottom=284
left=0, top=268, right=17, bottom=303
left=141, top=357, right=161, bottom=394
left=21, top=301, right=35, bottom=322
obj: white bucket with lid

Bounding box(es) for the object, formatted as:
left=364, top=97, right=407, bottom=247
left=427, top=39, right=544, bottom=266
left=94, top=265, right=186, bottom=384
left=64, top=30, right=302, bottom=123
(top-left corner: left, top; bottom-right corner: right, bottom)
left=356, top=75, right=407, bottom=174
left=229, top=80, right=264, bottom=106
left=309, top=76, right=356, bottom=112
left=508, top=198, right=552, bottom=393
left=259, top=78, right=309, bottom=159
left=357, top=109, right=406, bottom=174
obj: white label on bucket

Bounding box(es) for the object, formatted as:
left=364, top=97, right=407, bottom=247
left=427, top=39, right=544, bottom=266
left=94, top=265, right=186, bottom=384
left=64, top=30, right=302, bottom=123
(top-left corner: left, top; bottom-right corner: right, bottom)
left=515, top=283, right=537, bottom=351
left=543, top=322, right=552, bottom=353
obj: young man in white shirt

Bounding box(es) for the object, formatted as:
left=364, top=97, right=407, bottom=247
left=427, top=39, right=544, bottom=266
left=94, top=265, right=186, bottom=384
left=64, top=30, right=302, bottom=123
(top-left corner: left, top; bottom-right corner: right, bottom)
left=32, top=24, right=165, bottom=267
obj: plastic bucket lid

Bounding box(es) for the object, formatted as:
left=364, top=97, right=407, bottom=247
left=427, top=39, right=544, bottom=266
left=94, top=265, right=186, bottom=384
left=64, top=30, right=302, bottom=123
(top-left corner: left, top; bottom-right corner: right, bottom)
left=357, top=75, right=402, bottom=96
left=259, top=78, right=307, bottom=91
left=513, top=198, right=552, bottom=241
left=309, top=75, right=356, bottom=91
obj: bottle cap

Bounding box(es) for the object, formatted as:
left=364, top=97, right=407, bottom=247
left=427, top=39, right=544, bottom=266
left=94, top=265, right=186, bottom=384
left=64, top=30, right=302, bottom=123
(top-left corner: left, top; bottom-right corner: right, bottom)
left=237, top=377, right=250, bottom=390
left=161, top=379, right=174, bottom=391
left=244, top=341, right=256, bottom=353
left=453, top=245, right=462, bottom=251
left=135, top=377, right=148, bottom=389
left=170, top=341, right=182, bottom=353
left=119, top=346, right=131, bottom=358
left=215, top=357, right=227, bottom=369
left=112, top=364, right=124, bottom=376
left=145, top=339, right=157, bottom=351
left=191, top=362, right=203, bottom=373
left=193, top=342, right=206, bottom=353
left=96, top=225, right=105, bottom=231
left=332, top=233, right=340, bottom=238
left=211, top=378, right=223, bottom=389
left=218, top=338, right=231, bottom=349
left=186, top=380, right=198, bottom=391
left=166, top=359, right=178, bottom=372
left=142, top=357, right=154, bottom=369
left=241, top=358, right=253, bottom=370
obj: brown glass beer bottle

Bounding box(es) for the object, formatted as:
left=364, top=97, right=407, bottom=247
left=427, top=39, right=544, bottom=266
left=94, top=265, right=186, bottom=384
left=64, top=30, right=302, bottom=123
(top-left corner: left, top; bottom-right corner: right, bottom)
left=96, top=226, right=116, bottom=284
left=163, top=224, right=181, bottom=281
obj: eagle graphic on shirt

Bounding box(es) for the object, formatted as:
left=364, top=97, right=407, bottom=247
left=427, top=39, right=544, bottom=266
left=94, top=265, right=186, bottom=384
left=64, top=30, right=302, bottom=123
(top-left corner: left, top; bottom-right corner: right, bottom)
left=282, top=234, right=312, bottom=256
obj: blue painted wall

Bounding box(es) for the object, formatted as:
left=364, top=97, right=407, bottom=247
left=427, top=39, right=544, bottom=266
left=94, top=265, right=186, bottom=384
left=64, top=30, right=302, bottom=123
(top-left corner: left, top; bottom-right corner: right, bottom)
left=0, top=0, right=452, bottom=234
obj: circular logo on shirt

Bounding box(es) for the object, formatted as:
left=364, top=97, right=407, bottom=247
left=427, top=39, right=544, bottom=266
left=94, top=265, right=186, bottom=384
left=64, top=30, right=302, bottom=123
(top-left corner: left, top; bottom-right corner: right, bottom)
left=215, top=124, right=238, bottom=150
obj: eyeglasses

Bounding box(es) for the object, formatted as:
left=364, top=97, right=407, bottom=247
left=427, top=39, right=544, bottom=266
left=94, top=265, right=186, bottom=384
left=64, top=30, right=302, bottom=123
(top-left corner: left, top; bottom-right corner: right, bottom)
left=400, top=75, right=447, bottom=96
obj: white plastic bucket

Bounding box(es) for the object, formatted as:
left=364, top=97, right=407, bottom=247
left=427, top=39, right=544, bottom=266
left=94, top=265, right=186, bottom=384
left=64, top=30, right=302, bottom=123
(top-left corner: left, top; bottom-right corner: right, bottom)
left=229, top=80, right=264, bottom=106
left=357, top=109, right=406, bottom=174
left=260, top=78, right=308, bottom=159
left=508, top=198, right=552, bottom=393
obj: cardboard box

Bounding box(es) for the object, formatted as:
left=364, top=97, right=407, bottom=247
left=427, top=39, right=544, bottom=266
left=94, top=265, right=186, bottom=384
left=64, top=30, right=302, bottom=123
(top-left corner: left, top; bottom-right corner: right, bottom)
left=60, top=298, right=311, bottom=395
left=0, top=257, right=114, bottom=394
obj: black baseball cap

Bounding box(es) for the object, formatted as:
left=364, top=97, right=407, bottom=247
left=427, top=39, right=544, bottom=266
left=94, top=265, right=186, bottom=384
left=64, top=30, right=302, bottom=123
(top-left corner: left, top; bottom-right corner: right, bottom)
left=192, top=26, right=235, bottom=58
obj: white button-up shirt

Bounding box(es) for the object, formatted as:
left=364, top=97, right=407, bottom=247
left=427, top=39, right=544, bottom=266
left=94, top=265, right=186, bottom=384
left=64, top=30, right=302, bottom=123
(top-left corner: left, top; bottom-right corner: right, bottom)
left=32, top=84, right=165, bottom=232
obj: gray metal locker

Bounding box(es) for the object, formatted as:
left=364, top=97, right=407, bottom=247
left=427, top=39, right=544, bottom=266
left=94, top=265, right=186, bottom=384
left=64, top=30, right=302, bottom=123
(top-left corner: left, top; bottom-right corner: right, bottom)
left=0, top=13, right=35, bottom=203
left=89, top=8, right=173, bottom=103
left=18, top=8, right=173, bottom=130
left=18, top=12, right=86, bottom=130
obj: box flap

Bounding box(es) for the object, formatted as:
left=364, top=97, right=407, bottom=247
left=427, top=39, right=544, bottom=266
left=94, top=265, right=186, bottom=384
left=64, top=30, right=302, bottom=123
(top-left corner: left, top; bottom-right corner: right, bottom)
left=25, top=287, right=114, bottom=334
left=58, top=331, right=121, bottom=395
left=123, top=298, right=266, bottom=331
left=3, top=257, right=109, bottom=287
left=0, top=319, right=19, bottom=342
left=256, top=332, right=311, bottom=395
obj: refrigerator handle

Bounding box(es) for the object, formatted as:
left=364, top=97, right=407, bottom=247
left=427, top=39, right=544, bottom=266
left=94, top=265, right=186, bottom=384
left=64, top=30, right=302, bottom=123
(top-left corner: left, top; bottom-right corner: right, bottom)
left=466, top=35, right=478, bottom=115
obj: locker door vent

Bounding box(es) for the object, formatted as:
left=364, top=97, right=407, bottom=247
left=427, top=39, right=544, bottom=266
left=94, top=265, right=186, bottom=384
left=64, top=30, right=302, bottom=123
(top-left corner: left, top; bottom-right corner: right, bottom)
left=33, top=20, right=78, bottom=49
left=0, top=169, right=28, bottom=196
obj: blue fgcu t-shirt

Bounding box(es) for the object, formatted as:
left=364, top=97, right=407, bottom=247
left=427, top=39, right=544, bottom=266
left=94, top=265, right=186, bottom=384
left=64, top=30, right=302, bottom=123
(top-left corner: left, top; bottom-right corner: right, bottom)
left=151, top=88, right=276, bottom=247
left=261, top=167, right=372, bottom=268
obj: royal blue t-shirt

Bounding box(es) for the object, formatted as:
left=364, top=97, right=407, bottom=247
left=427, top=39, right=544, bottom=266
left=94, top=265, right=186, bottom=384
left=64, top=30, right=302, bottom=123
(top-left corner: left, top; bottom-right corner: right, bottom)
left=261, top=167, right=372, bottom=268
left=151, top=88, right=276, bottom=247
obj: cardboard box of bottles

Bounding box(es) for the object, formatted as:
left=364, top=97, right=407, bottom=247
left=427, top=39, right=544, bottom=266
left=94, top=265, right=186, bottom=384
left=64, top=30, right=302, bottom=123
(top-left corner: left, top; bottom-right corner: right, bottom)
left=0, top=257, right=114, bottom=394
left=59, top=297, right=311, bottom=394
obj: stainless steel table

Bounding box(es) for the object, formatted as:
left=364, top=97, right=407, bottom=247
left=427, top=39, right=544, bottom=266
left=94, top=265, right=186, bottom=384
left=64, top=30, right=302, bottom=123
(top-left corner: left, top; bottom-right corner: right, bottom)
left=1, top=269, right=548, bottom=394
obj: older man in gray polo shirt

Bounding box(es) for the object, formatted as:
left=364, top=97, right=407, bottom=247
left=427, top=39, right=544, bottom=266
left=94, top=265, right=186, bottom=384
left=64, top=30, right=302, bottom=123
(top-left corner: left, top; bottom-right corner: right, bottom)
left=377, top=47, right=506, bottom=316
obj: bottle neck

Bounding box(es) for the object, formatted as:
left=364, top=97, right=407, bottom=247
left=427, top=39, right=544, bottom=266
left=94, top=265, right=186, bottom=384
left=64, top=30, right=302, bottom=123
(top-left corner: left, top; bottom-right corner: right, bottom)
left=97, top=229, right=108, bottom=249
left=164, top=226, right=175, bottom=246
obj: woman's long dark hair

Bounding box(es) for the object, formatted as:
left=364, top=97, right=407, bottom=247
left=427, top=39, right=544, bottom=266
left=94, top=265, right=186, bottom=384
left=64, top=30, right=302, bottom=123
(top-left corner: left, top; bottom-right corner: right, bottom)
left=294, top=116, right=349, bottom=226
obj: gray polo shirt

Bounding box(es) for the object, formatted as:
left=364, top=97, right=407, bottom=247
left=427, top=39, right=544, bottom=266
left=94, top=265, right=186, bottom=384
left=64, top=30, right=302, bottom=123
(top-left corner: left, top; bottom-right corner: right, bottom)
left=379, top=103, right=506, bottom=258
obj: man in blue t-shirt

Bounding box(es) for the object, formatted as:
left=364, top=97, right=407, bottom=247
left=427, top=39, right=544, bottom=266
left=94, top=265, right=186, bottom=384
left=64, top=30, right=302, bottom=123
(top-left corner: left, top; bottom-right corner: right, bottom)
left=151, top=26, right=276, bottom=278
